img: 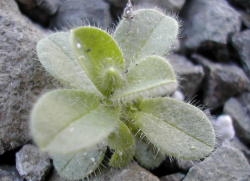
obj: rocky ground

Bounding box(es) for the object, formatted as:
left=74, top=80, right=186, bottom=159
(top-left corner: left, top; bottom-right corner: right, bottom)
left=0, top=0, right=250, bottom=180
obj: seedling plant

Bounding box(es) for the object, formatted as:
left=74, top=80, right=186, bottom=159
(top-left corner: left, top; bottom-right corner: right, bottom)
left=30, top=6, right=215, bottom=180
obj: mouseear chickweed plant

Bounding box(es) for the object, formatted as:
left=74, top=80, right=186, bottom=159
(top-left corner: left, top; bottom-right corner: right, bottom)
left=30, top=7, right=215, bottom=180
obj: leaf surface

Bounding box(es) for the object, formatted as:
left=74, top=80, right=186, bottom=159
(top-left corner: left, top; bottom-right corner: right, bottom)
left=112, top=56, right=177, bottom=102
left=71, top=27, right=125, bottom=96
left=135, top=138, right=165, bottom=169
left=108, top=122, right=135, bottom=168
left=134, top=97, right=215, bottom=160
left=31, top=89, right=118, bottom=154
left=52, top=146, right=106, bottom=180
left=114, top=9, right=179, bottom=67
left=36, top=32, right=100, bottom=94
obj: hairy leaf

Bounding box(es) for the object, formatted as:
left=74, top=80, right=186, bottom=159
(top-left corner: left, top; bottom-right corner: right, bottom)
left=36, top=32, right=100, bottom=94
left=135, top=138, right=165, bottom=169
left=71, top=27, right=125, bottom=97
left=31, top=89, right=118, bottom=154
left=108, top=122, right=135, bottom=168
left=134, top=97, right=215, bottom=160
left=112, top=55, right=177, bottom=102
left=114, top=9, right=179, bottom=67
left=52, top=146, right=106, bottom=180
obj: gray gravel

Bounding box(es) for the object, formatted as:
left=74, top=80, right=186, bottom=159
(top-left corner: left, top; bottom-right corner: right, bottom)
left=16, top=145, right=51, bottom=181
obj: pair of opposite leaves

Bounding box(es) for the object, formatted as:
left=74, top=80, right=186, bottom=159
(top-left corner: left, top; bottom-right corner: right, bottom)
left=31, top=9, right=215, bottom=180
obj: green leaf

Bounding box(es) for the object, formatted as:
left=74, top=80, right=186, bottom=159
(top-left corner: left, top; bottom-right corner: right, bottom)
left=108, top=122, right=135, bottom=168
left=135, top=138, right=165, bottom=169
left=36, top=32, right=100, bottom=95
left=134, top=97, right=215, bottom=160
left=114, top=9, right=179, bottom=67
left=30, top=89, right=119, bottom=154
left=71, top=27, right=125, bottom=97
left=112, top=55, right=177, bottom=102
left=52, top=146, right=106, bottom=180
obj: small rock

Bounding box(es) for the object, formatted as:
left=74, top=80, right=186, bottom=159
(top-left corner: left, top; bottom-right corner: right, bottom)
left=176, top=159, right=197, bottom=172
left=231, top=30, right=250, bottom=77
left=17, top=0, right=60, bottom=15
left=110, top=162, right=159, bottom=181
left=107, top=0, right=186, bottom=12
left=160, top=173, right=185, bottom=181
left=48, top=170, right=68, bottom=181
left=134, top=0, right=186, bottom=12
left=230, top=138, right=250, bottom=164
left=172, top=90, right=185, bottom=101
left=38, top=0, right=60, bottom=15
left=183, top=144, right=250, bottom=181
left=153, top=157, right=180, bottom=177
left=90, top=162, right=159, bottom=181
left=173, top=40, right=181, bottom=52
left=48, top=162, right=159, bottom=181
left=224, top=92, right=250, bottom=145
left=228, top=0, right=250, bottom=11
left=0, top=2, right=59, bottom=154
left=106, top=0, right=127, bottom=8
left=168, top=54, right=205, bottom=97
left=0, top=166, right=22, bottom=181
left=16, top=144, right=51, bottom=181
left=0, top=0, right=21, bottom=13
left=241, top=12, right=250, bottom=28
left=192, top=54, right=250, bottom=109
left=16, top=0, right=60, bottom=26
left=16, top=0, right=37, bottom=9
left=50, top=0, right=112, bottom=30
left=213, top=114, right=235, bottom=144
left=182, top=0, right=241, bottom=50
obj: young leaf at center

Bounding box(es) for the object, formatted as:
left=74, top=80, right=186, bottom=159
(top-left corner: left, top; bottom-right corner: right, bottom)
left=108, top=122, right=135, bottom=168
left=71, top=27, right=125, bottom=97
